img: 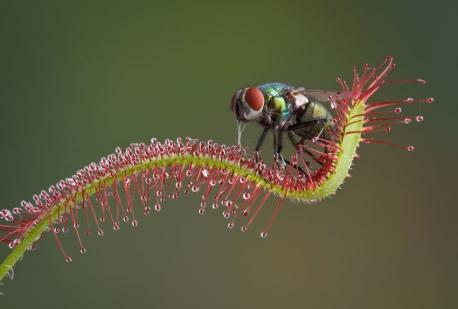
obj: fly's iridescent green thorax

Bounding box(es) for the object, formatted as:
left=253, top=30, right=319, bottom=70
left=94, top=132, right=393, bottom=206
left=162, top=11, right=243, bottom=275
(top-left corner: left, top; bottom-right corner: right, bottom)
left=257, top=82, right=294, bottom=98
left=258, top=82, right=294, bottom=121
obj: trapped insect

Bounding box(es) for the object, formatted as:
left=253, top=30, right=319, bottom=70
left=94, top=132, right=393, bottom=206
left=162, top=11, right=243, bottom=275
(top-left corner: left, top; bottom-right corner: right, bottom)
left=230, top=82, right=349, bottom=166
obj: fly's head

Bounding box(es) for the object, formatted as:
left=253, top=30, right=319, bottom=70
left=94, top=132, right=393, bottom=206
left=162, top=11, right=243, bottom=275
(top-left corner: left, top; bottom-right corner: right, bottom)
left=230, top=87, right=265, bottom=122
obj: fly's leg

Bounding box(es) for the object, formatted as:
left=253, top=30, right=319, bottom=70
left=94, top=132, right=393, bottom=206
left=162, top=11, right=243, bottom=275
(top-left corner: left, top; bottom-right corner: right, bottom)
left=273, top=127, right=286, bottom=167
left=287, top=130, right=308, bottom=152
left=288, top=131, right=323, bottom=165
left=254, top=127, right=270, bottom=162
left=288, top=120, right=328, bottom=165
left=285, top=131, right=308, bottom=174
left=287, top=131, right=301, bottom=148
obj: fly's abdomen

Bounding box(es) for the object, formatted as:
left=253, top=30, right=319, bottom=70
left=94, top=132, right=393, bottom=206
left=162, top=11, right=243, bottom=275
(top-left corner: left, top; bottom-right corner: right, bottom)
left=311, top=102, right=332, bottom=120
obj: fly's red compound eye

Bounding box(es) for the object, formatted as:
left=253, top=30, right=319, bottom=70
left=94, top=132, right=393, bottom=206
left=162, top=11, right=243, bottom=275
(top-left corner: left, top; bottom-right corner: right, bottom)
left=244, top=87, right=264, bottom=111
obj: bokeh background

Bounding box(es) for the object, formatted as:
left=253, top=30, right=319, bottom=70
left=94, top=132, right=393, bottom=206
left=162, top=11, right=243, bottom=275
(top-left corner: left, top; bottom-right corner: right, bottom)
left=0, top=1, right=456, bottom=308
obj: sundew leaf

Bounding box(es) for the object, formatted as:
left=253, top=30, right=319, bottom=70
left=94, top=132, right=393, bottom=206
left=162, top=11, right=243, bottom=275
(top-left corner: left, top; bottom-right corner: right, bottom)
left=0, top=57, right=432, bottom=282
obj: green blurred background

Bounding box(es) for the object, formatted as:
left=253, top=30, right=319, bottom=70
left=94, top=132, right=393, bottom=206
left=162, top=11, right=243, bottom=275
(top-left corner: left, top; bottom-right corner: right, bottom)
left=0, top=1, right=456, bottom=308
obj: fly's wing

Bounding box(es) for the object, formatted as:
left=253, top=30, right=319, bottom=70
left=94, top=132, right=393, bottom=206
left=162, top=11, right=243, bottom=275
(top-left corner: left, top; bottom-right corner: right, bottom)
left=300, top=89, right=353, bottom=103
left=285, top=88, right=353, bottom=111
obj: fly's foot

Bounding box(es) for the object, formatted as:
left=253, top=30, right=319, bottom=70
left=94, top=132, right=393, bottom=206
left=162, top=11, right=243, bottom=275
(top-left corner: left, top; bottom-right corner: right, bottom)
left=274, top=153, right=287, bottom=168
left=254, top=151, right=262, bottom=163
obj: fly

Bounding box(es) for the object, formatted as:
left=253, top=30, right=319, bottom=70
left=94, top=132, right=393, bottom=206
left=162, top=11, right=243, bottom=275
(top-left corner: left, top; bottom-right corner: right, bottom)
left=230, top=82, right=350, bottom=166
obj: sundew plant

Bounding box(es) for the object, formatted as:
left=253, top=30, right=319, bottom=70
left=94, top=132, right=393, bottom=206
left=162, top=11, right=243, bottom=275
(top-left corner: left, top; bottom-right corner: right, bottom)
left=0, top=57, right=432, bottom=284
